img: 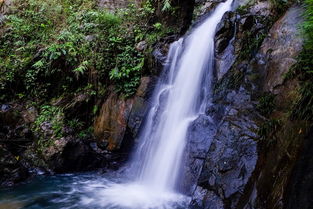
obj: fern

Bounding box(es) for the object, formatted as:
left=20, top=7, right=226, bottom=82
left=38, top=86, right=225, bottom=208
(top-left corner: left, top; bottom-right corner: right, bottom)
left=162, top=0, right=172, bottom=12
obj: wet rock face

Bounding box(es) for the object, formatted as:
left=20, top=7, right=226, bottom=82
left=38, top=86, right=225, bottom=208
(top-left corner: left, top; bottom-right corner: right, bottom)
left=94, top=77, right=153, bottom=151
left=214, top=11, right=236, bottom=80
left=215, top=12, right=236, bottom=54
left=259, top=6, right=304, bottom=93
left=190, top=85, right=260, bottom=208
left=0, top=105, right=33, bottom=186
left=237, top=6, right=305, bottom=209
left=190, top=2, right=304, bottom=209
left=42, top=136, right=115, bottom=173
left=0, top=103, right=121, bottom=186
left=127, top=77, right=154, bottom=138
left=284, top=128, right=313, bottom=209
left=214, top=0, right=274, bottom=80
left=0, top=145, right=29, bottom=187
left=94, top=93, right=134, bottom=151
left=183, top=114, right=217, bottom=194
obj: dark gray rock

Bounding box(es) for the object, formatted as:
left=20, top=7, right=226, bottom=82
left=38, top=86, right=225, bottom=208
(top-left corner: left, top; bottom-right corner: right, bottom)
left=43, top=136, right=114, bottom=173
left=190, top=4, right=305, bottom=209
left=190, top=84, right=259, bottom=208
left=215, top=12, right=236, bottom=54
left=215, top=11, right=237, bottom=79
left=0, top=145, right=29, bottom=187
left=183, top=114, right=217, bottom=194
left=190, top=186, right=224, bottom=209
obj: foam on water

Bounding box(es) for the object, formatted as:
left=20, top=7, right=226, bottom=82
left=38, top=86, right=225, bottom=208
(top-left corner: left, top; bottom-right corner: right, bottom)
left=80, top=182, right=188, bottom=209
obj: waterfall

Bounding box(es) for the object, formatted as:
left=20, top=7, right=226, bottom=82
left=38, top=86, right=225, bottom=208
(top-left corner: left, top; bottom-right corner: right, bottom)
left=87, top=1, right=233, bottom=208
left=132, top=0, right=233, bottom=192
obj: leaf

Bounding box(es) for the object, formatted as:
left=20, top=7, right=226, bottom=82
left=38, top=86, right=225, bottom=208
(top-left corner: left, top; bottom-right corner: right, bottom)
left=162, top=0, right=171, bottom=12
left=33, top=60, right=44, bottom=69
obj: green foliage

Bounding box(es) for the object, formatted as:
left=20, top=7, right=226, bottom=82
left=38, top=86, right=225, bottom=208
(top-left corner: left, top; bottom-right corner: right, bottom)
left=290, top=0, right=313, bottom=121
left=0, top=0, right=161, bottom=101
left=239, top=30, right=267, bottom=61
left=257, top=93, right=276, bottom=117
left=153, top=22, right=163, bottom=30
left=270, top=0, right=292, bottom=14
left=236, top=4, right=250, bottom=15
left=34, top=105, right=64, bottom=139
left=78, top=126, right=94, bottom=139
left=162, top=0, right=172, bottom=12
left=67, top=118, right=84, bottom=130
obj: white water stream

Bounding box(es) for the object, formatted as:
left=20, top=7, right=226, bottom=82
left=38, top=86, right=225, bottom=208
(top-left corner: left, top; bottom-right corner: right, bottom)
left=83, top=1, right=233, bottom=208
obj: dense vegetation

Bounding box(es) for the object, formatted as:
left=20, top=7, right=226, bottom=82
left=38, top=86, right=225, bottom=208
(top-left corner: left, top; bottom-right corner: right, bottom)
left=0, top=0, right=173, bottom=103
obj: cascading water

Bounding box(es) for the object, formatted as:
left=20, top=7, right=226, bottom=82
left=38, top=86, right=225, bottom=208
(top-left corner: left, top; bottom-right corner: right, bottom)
left=95, top=1, right=233, bottom=208
left=0, top=1, right=233, bottom=208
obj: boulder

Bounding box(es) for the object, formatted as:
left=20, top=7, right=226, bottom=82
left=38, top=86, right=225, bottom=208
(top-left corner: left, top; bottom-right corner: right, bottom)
left=190, top=85, right=260, bottom=208
left=259, top=6, right=304, bottom=93
left=0, top=145, right=29, bottom=187
left=41, top=136, right=113, bottom=173
left=94, top=92, right=134, bottom=151
left=94, top=77, right=153, bottom=151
